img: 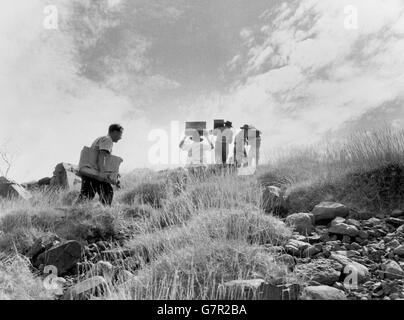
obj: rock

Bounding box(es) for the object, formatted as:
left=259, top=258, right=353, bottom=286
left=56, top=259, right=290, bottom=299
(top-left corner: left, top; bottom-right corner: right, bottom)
left=302, top=285, right=347, bottom=300
left=331, top=217, right=346, bottom=227
left=307, top=234, right=322, bottom=244
left=50, top=163, right=81, bottom=190
left=345, top=219, right=361, bottom=228
left=358, top=230, right=369, bottom=239
left=262, top=186, right=288, bottom=216
left=0, top=176, right=32, bottom=200
left=312, top=202, right=350, bottom=225
left=26, top=233, right=61, bottom=260
left=394, top=245, right=404, bottom=257
left=62, top=276, right=109, bottom=300
left=391, top=209, right=404, bottom=218
left=303, top=244, right=322, bottom=257
left=285, top=239, right=311, bottom=256
left=364, top=218, right=381, bottom=227
left=330, top=252, right=370, bottom=284
left=386, top=218, right=404, bottom=227
left=342, top=235, right=352, bottom=244
left=329, top=223, right=359, bottom=237
left=35, top=240, right=83, bottom=276
left=295, top=259, right=342, bottom=286
left=285, top=213, right=314, bottom=235
left=260, top=283, right=301, bottom=300
left=382, top=261, right=404, bottom=280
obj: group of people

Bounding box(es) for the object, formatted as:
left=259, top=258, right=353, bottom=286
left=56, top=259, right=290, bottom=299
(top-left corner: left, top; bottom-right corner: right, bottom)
left=179, top=121, right=262, bottom=170
left=75, top=122, right=262, bottom=206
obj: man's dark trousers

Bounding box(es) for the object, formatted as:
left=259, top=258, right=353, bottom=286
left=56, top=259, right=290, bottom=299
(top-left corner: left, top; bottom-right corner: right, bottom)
left=78, top=176, right=113, bottom=206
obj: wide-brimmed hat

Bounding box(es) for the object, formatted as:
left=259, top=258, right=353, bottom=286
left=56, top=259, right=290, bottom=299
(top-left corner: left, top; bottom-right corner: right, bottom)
left=240, top=124, right=250, bottom=130
left=225, top=121, right=232, bottom=127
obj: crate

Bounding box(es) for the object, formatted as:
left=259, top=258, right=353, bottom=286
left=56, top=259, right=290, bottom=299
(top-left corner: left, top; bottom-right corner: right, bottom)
left=185, top=121, right=206, bottom=137
left=78, top=146, right=123, bottom=184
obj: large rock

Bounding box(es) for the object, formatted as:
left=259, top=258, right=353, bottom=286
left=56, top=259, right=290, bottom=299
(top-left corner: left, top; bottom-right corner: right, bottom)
left=302, top=285, right=347, bottom=300
left=312, top=202, right=350, bottom=225
left=381, top=260, right=404, bottom=280
left=329, top=223, right=359, bottom=237
left=393, top=245, right=404, bottom=257
left=35, top=240, right=83, bottom=276
left=330, top=252, right=370, bottom=284
left=295, top=259, right=342, bottom=286
left=26, top=233, right=61, bottom=260
left=50, top=163, right=81, bottom=189
left=0, top=176, right=32, bottom=200
left=285, top=213, right=314, bottom=235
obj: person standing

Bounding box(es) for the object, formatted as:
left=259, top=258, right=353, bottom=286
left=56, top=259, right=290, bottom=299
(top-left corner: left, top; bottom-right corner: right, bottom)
left=234, top=125, right=249, bottom=168
left=77, top=124, right=123, bottom=206
left=214, top=121, right=233, bottom=165
left=247, top=126, right=262, bottom=166
left=179, top=130, right=214, bottom=177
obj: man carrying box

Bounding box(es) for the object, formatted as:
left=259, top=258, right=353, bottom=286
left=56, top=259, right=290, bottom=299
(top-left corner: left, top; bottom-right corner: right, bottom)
left=77, top=124, right=123, bottom=206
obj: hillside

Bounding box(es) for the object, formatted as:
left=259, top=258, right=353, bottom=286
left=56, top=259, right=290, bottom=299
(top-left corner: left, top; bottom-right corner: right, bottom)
left=0, top=129, right=404, bottom=300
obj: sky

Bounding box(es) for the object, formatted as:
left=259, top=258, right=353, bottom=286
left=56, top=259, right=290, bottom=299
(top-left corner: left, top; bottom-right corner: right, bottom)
left=1, top=0, right=404, bottom=181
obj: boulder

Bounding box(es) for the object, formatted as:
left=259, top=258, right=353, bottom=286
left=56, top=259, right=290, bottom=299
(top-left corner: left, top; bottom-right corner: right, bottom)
left=285, top=213, right=314, bottom=235
left=50, top=163, right=81, bottom=189
left=295, top=259, right=342, bottom=286
left=331, top=217, right=346, bottom=226
left=330, top=252, right=370, bottom=284
left=302, top=285, right=347, bottom=300
left=329, top=223, right=359, bottom=237
left=285, top=239, right=311, bottom=256
left=311, top=202, right=349, bottom=225
left=381, top=260, right=404, bottom=280
left=393, top=245, right=404, bottom=257
left=26, top=233, right=61, bottom=260
left=386, top=218, right=404, bottom=227
left=345, top=219, right=361, bottom=228
left=0, top=176, right=32, bottom=200
left=35, top=240, right=83, bottom=276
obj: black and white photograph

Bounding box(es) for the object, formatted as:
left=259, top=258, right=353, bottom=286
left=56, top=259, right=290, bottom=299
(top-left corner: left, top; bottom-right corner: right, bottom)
left=1, top=0, right=404, bottom=309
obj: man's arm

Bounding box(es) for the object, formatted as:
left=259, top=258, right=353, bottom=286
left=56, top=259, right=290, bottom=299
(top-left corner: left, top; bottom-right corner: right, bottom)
left=179, top=136, right=187, bottom=149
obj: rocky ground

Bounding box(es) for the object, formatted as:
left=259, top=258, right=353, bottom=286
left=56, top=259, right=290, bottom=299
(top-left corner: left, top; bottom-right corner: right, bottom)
left=280, top=202, right=404, bottom=300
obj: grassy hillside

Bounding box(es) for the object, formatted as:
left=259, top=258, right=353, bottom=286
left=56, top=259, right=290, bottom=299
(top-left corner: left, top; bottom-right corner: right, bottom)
left=0, top=127, right=403, bottom=300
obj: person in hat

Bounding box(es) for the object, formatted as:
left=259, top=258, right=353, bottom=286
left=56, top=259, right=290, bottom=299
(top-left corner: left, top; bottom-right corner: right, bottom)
left=246, top=125, right=262, bottom=166
left=234, top=124, right=249, bottom=167
left=179, top=129, right=214, bottom=177
left=213, top=121, right=233, bottom=165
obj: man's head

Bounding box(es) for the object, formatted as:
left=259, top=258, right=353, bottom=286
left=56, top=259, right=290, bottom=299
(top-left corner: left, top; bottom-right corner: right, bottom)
left=108, top=124, right=124, bottom=142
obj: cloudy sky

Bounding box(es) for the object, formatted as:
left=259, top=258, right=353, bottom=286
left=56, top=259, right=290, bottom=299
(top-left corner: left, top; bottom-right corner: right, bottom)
left=1, top=0, right=404, bottom=181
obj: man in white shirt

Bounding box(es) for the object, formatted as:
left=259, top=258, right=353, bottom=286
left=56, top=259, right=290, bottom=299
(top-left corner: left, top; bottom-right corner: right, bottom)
left=179, top=130, right=214, bottom=176
left=77, top=124, right=123, bottom=206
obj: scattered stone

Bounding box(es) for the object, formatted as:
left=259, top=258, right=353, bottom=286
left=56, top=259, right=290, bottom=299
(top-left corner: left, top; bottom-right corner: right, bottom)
left=382, top=261, right=404, bottom=280
left=295, top=259, right=342, bottom=286
left=302, top=285, right=347, bottom=300
left=312, top=202, right=350, bottom=225
left=331, top=217, right=346, bottom=227
left=358, top=230, right=369, bottom=239
left=285, top=213, right=314, bottom=235
left=329, top=223, right=359, bottom=237
left=260, top=282, right=301, bottom=300
left=345, top=219, right=361, bottom=228
left=303, top=244, right=322, bottom=257
left=394, top=245, right=404, bottom=257
left=285, top=239, right=311, bottom=256
left=386, top=218, right=404, bottom=227
left=330, top=252, right=370, bottom=284
left=364, top=218, right=382, bottom=227
left=35, top=240, right=83, bottom=276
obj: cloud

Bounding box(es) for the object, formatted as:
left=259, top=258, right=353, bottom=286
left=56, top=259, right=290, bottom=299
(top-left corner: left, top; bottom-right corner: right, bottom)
left=192, top=0, right=404, bottom=161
